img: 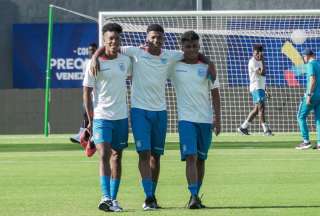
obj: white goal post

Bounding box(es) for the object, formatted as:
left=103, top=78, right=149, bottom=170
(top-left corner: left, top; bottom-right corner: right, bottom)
left=98, top=10, right=320, bottom=133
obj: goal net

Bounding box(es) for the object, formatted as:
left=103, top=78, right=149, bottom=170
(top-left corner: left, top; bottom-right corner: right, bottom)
left=99, top=10, right=320, bottom=133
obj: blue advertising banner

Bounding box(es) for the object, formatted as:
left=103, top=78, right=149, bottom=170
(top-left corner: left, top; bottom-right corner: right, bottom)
left=13, top=23, right=98, bottom=88
left=225, top=18, right=320, bottom=88
left=13, top=22, right=318, bottom=89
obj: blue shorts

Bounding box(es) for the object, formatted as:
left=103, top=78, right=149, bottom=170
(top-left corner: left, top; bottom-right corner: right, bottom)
left=251, top=89, right=266, bottom=104
left=131, top=108, right=167, bottom=155
left=93, top=118, right=128, bottom=151
left=178, top=121, right=213, bottom=161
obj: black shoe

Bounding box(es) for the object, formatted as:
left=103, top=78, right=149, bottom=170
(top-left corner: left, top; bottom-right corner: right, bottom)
left=198, top=193, right=206, bottom=208
left=199, top=203, right=206, bottom=208
left=70, top=136, right=80, bottom=144
left=153, top=196, right=161, bottom=209
left=187, top=195, right=202, bottom=209
left=238, top=127, right=250, bottom=135
left=142, top=197, right=156, bottom=211
left=98, top=198, right=112, bottom=212
left=70, top=128, right=85, bottom=144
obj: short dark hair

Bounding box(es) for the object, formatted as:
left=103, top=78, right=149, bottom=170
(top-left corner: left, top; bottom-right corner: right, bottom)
left=147, top=24, right=164, bottom=33
left=181, top=31, right=200, bottom=43
left=302, top=48, right=314, bottom=56
left=253, top=44, right=263, bottom=52
left=89, top=43, right=97, bottom=48
left=102, top=23, right=123, bottom=34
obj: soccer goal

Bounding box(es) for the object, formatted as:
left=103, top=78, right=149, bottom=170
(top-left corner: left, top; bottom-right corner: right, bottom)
left=98, top=10, right=320, bottom=134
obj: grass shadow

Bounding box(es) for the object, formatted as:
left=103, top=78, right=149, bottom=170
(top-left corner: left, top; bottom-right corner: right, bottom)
left=205, top=205, right=320, bottom=210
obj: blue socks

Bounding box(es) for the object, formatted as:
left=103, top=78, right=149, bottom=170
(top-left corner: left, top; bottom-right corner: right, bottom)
left=142, top=178, right=153, bottom=198
left=101, top=176, right=121, bottom=200
left=110, top=178, right=121, bottom=200
left=100, top=176, right=111, bottom=199
left=188, top=183, right=198, bottom=196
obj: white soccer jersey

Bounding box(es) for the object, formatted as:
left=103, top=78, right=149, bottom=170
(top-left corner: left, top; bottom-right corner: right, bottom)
left=248, top=57, right=266, bottom=92
left=121, top=46, right=183, bottom=111
left=83, top=54, right=131, bottom=120
left=170, top=62, right=219, bottom=124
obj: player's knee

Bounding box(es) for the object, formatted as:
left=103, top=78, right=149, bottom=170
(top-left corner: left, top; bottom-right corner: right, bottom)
left=99, top=150, right=110, bottom=161
left=197, top=157, right=205, bottom=165
left=139, top=151, right=150, bottom=161
left=253, top=106, right=259, bottom=114
left=151, top=152, right=160, bottom=161
left=257, top=103, right=264, bottom=110
left=186, top=155, right=197, bottom=163
left=111, top=151, right=122, bottom=163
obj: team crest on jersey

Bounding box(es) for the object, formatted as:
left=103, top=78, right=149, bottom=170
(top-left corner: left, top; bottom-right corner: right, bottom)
left=119, top=63, right=125, bottom=72
left=182, top=145, right=187, bottom=153
left=160, top=58, right=168, bottom=64
left=197, top=68, right=207, bottom=77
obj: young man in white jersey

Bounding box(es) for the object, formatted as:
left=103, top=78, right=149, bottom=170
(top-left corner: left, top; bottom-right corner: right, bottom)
left=83, top=23, right=131, bottom=212
left=170, top=30, right=221, bottom=209
left=124, top=24, right=184, bottom=210
left=91, top=24, right=182, bottom=210
left=91, top=24, right=216, bottom=210
left=238, top=44, right=273, bottom=136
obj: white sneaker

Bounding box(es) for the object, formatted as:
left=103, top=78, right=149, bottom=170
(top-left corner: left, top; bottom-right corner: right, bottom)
left=109, top=200, right=123, bottom=212
left=295, top=142, right=312, bottom=150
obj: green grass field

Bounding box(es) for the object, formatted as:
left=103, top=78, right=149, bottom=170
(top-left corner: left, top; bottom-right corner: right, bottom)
left=1, top=133, right=320, bottom=216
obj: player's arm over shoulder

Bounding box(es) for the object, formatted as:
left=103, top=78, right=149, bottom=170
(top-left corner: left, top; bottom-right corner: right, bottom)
left=164, top=49, right=183, bottom=62
left=120, top=46, right=140, bottom=57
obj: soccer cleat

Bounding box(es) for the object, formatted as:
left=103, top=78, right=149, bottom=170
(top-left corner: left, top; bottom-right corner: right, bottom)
left=238, top=127, right=250, bottom=135
left=295, top=142, right=312, bottom=150
left=98, top=198, right=112, bottom=212
left=199, top=202, right=206, bottom=208
left=187, top=195, right=202, bottom=209
left=80, top=128, right=96, bottom=157
left=312, top=145, right=320, bottom=150
left=109, top=200, right=123, bottom=212
left=70, top=135, right=80, bottom=144
left=153, top=196, right=162, bottom=209
left=263, top=130, right=274, bottom=136
left=70, top=128, right=85, bottom=144
left=199, top=194, right=206, bottom=208
left=142, top=197, right=156, bottom=211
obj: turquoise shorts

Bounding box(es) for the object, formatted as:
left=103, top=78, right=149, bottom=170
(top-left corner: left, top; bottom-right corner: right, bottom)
left=93, top=118, right=128, bottom=151
left=178, top=121, right=213, bottom=161
left=251, top=89, right=266, bottom=104
left=130, top=108, right=167, bottom=155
